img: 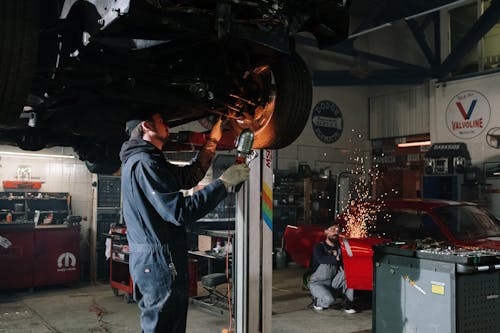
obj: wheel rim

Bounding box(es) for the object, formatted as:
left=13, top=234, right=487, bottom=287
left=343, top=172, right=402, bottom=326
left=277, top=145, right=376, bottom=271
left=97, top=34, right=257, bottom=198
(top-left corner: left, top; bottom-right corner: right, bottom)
left=230, top=65, right=277, bottom=136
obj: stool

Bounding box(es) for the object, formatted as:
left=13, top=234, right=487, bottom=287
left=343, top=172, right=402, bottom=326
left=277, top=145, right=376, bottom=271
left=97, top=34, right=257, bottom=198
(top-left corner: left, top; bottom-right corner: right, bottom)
left=200, top=273, right=228, bottom=305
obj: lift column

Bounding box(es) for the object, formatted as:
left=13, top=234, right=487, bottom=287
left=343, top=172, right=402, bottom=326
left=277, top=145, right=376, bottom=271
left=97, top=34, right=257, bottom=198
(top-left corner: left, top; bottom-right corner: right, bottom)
left=235, top=149, right=273, bottom=333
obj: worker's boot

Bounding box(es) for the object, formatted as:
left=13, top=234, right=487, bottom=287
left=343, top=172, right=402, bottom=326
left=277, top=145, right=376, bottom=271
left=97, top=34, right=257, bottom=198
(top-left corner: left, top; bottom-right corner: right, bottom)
left=344, top=300, right=357, bottom=314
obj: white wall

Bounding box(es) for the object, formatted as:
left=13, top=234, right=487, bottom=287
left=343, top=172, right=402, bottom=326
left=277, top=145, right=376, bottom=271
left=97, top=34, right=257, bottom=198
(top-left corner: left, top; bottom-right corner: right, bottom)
left=277, top=85, right=372, bottom=176
left=0, top=146, right=94, bottom=259
left=429, top=72, right=500, bottom=166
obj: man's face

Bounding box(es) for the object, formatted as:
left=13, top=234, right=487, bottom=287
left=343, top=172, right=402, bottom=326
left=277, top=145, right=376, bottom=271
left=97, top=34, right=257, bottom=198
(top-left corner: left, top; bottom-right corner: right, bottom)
left=325, top=225, right=340, bottom=241
left=150, top=113, right=170, bottom=143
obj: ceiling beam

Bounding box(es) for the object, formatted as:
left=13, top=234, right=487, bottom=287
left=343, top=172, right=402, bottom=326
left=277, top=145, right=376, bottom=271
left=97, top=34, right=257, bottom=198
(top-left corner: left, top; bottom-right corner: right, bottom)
left=348, top=0, right=472, bottom=39
left=406, top=18, right=439, bottom=66
left=295, top=35, right=428, bottom=72
left=333, top=46, right=428, bottom=71
left=436, top=0, right=500, bottom=80
left=313, top=70, right=426, bottom=86
left=434, top=12, right=441, bottom=64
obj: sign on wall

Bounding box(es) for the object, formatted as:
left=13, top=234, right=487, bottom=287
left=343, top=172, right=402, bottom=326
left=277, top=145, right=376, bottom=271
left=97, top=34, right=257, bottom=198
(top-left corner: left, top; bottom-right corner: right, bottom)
left=311, top=100, right=343, bottom=144
left=445, top=90, right=491, bottom=139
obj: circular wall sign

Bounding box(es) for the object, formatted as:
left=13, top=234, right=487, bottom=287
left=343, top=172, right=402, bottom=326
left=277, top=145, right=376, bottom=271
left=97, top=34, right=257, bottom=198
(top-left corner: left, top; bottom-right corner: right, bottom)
left=311, top=100, right=343, bottom=143
left=445, top=90, right=490, bottom=139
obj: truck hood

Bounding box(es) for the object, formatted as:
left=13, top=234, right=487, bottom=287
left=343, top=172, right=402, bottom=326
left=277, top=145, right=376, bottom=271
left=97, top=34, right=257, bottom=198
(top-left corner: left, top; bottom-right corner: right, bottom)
left=456, top=237, right=500, bottom=250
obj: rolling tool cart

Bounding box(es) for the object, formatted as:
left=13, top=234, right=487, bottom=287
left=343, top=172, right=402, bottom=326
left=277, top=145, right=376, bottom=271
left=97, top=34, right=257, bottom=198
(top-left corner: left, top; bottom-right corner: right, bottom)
left=373, top=243, right=500, bottom=333
left=108, top=225, right=133, bottom=303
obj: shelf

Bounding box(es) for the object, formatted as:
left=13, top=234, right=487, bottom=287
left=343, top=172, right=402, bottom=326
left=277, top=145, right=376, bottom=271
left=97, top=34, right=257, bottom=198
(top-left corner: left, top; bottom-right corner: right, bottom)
left=0, top=221, right=34, bottom=228
left=111, top=257, right=129, bottom=265
left=0, top=192, right=72, bottom=227
left=32, top=210, right=69, bottom=214
left=28, top=198, right=68, bottom=201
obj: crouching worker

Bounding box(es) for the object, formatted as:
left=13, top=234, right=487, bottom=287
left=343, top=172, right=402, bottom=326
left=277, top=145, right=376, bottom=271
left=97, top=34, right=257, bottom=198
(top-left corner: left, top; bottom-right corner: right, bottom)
left=120, top=112, right=250, bottom=333
left=308, top=223, right=356, bottom=314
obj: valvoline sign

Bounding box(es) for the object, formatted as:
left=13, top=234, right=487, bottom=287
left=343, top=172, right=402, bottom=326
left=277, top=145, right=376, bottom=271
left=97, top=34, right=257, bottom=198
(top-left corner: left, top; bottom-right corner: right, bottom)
left=445, top=90, right=490, bottom=139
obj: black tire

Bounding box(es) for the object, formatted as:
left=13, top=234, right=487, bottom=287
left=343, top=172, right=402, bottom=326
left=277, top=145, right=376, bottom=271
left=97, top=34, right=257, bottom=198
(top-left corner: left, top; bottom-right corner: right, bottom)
left=124, top=293, right=134, bottom=303
left=85, top=159, right=121, bottom=175
left=230, top=53, right=312, bottom=149
left=82, top=141, right=122, bottom=175
left=112, top=288, right=119, bottom=296
left=0, top=0, right=39, bottom=125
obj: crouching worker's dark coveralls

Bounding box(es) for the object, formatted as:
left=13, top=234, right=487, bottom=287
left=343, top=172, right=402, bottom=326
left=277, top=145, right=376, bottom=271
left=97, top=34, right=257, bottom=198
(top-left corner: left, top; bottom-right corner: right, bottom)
left=120, top=138, right=228, bottom=333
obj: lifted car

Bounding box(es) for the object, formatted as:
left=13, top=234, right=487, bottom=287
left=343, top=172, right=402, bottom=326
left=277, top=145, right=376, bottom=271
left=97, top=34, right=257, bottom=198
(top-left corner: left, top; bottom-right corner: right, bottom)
left=284, top=199, right=500, bottom=290
left=0, top=0, right=349, bottom=173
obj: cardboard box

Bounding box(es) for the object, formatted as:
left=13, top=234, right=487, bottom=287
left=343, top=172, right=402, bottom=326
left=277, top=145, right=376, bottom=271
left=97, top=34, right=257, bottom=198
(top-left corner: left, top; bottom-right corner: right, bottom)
left=198, top=235, right=216, bottom=252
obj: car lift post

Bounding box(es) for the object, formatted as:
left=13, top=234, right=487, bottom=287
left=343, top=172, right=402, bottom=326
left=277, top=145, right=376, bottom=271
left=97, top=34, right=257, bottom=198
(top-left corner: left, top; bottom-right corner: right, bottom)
left=235, top=149, right=273, bottom=333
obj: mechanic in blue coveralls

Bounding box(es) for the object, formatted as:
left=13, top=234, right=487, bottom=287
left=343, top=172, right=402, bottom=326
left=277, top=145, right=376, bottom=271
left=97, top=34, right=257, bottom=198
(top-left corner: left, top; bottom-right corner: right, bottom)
left=120, top=112, right=249, bottom=333
left=308, top=223, right=357, bottom=314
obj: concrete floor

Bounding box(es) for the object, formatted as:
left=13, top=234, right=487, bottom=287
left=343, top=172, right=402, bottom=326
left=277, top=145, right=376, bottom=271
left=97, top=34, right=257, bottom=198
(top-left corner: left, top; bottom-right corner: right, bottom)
left=0, top=265, right=372, bottom=333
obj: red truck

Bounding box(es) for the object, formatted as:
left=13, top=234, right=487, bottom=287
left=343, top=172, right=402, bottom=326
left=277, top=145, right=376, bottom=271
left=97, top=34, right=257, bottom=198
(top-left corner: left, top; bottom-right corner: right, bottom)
left=284, top=199, right=500, bottom=290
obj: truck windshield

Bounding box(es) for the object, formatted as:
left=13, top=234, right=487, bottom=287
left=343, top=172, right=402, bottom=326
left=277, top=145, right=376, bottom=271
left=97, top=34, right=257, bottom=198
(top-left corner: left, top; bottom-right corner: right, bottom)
left=433, top=205, right=500, bottom=240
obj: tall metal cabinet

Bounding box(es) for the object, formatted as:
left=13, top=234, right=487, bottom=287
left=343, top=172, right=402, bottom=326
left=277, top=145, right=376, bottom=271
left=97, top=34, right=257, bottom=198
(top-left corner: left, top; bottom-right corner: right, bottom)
left=91, top=175, right=122, bottom=281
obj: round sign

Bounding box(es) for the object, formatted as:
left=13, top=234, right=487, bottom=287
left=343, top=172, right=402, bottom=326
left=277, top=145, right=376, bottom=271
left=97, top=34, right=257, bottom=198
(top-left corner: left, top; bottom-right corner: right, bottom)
left=311, top=100, right=343, bottom=143
left=445, top=90, right=490, bottom=139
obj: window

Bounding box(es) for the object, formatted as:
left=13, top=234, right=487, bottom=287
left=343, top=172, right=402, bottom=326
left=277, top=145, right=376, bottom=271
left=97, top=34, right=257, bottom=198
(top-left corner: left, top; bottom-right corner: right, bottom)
left=374, top=209, right=443, bottom=241
left=433, top=205, right=500, bottom=240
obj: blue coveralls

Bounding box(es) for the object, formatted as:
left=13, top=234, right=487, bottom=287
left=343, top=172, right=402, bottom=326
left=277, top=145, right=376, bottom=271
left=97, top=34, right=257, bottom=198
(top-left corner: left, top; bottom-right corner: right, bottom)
left=120, top=138, right=228, bottom=333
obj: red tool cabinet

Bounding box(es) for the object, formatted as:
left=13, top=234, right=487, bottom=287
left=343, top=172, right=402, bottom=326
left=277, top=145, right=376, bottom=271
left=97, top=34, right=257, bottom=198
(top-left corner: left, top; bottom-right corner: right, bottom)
left=109, top=225, right=134, bottom=302
left=33, top=226, right=80, bottom=286
left=0, top=225, right=34, bottom=289
left=0, top=224, right=80, bottom=289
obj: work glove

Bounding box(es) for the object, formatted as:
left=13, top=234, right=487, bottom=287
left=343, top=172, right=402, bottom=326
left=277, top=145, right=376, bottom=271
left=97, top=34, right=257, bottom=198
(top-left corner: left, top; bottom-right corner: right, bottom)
left=220, top=163, right=250, bottom=189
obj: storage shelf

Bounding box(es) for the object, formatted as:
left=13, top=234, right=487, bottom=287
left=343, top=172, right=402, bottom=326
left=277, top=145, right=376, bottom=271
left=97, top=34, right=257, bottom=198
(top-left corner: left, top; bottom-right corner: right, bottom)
left=0, top=191, right=71, bottom=225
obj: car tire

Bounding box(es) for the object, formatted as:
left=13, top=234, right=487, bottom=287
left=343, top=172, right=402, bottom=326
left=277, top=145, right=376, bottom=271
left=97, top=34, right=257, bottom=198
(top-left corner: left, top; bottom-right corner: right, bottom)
left=81, top=141, right=123, bottom=175
left=232, top=53, right=312, bottom=149
left=0, top=0, right=39, bottom=125
left=85, top=158, right=121, bottom=175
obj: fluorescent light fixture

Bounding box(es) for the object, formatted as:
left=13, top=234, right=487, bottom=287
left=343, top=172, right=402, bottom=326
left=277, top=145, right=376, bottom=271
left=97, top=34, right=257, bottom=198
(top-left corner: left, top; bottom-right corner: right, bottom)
left=397, top=140, right=431, bottom=148
left=0, top=151, right=75, bottom=159
left=169, top=160, right=190, bottom=166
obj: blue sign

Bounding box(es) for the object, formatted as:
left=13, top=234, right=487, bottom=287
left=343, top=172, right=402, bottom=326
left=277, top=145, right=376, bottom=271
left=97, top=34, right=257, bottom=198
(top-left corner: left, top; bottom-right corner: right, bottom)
left=311, top=100, right=343, bottom=143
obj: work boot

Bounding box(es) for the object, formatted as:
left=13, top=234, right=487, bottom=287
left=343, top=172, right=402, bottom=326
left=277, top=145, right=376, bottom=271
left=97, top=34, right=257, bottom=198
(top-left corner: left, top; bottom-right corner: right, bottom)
left=344, top=300, right=357, bottom=314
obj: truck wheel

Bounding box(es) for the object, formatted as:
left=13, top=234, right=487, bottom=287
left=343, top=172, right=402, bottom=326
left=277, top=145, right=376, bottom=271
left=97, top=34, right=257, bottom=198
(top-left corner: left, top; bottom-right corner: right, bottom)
left=230, top=53, right=312, bottom=149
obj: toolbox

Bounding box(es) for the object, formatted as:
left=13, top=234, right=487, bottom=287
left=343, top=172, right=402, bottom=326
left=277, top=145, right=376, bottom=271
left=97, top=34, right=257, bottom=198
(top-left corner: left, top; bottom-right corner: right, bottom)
left=373, top=243, right=500, bottom=333
left=108, top=225, right=133, bottom=303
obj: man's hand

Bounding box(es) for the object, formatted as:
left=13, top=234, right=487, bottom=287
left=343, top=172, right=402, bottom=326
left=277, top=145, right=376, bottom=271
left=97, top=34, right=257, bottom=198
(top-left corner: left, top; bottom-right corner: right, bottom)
left=220, top=164, right=250, bottom=188
left=208, top=117, right=223, bottom=143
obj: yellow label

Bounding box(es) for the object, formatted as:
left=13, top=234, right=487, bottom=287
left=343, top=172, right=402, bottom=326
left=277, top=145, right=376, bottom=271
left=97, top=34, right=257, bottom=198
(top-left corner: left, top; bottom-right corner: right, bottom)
left=431, top=284, right=445, bottom=295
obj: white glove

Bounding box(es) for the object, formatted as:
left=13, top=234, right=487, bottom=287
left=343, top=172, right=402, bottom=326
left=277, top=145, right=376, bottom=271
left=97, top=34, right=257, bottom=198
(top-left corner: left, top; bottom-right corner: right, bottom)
left=219, top=164, right=250, bottom=188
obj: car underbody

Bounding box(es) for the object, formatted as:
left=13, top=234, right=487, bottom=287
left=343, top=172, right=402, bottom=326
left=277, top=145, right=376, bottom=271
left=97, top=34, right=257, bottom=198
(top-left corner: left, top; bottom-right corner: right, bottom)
left=0, top=0, right=349, bottom=173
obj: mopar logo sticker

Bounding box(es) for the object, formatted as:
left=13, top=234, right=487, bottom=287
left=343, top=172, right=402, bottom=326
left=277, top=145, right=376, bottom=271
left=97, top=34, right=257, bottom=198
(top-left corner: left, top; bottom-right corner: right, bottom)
left=311, top=100, right=343, bottom=143
left=57, top=252, right=77, bottom=272
left=445, top=90, right=490, bottom=139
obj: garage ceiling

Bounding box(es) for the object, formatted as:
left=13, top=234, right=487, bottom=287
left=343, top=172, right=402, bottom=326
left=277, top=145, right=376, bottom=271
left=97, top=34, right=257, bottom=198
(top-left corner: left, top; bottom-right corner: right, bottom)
left=303, top=0, right=500, bottom=85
